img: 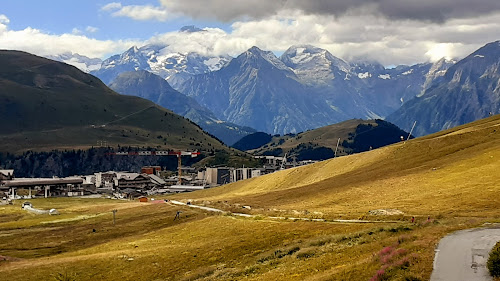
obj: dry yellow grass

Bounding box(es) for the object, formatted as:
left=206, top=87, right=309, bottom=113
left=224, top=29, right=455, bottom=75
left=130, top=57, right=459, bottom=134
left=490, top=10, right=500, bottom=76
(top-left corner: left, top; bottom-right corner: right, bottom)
left=2, top=115, right=500, bottom=280
left=174, top=114, right=500, bottom=219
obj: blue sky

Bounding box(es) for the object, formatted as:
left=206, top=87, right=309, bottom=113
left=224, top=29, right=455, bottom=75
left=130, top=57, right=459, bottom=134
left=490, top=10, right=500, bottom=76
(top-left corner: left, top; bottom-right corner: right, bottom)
left=0, top=0, right=499, bottom=65
left=1, top=0, right=230, bottom=41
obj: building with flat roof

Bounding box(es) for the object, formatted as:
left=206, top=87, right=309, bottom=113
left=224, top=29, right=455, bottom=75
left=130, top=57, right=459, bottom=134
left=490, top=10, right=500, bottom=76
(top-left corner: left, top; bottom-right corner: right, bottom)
left=0, top=170, right=14, bottom=181
left=2, top=177, right=84, bottom=198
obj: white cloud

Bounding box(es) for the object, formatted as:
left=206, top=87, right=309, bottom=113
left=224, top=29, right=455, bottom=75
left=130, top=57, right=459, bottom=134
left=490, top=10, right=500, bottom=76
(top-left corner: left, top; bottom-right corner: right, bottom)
left=86, top=26, right=99, bottom=33
left=1, top=4, right=499, bottom=67
left=101, top=2, right=169, bottom=21
left=0, top=23, right=142, bottom=59
left=0, top=14, right=134, bottom=59
left=425, top=43, right=458, bottom=62
left=72, top=28, right=82, bottom=35
left=93, top=2, right=500, bottom=65
left=101, top=2, right=122, bottom=12
left=157, top=0, right=500, bottom=23
left=0, top=14, right=9, bottom=24
left=144, top=9, right=500, bottom=66
left=0, top=14, right=9, bottom=34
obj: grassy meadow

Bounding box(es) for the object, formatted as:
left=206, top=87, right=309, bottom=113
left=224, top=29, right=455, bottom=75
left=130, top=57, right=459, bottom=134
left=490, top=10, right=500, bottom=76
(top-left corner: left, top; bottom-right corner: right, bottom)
left=1, top=115, right=500, bottom=280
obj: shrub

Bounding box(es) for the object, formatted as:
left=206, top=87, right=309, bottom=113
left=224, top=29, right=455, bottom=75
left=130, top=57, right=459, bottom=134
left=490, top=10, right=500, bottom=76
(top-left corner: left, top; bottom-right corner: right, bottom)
left=257, top=246, right=300, bottom=263
left=488, top=241, right=500, bottom=277
left=296, top=248, right=316, bottom=259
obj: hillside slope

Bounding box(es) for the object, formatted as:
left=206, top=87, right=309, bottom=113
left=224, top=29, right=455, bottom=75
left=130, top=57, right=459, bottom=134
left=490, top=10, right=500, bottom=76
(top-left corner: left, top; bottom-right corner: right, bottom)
left=176, top=113, right=500, bottom=218
left=0, top=50, right=227, bottom=153
left=245, top=119, right=409, bottom=160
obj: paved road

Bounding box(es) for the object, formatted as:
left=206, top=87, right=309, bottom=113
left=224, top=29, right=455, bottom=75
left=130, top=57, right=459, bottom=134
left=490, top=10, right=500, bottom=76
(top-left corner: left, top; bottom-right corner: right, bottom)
left=431, top=227, right=500, bottom=281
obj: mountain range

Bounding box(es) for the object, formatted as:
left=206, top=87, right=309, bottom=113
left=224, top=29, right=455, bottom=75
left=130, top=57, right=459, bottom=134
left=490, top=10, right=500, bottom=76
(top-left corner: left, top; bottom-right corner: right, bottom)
left=387, top=41, right=500, bottom=135
left=46, top=52, right=102, bottom=73
left=108, top=70, right=255, bottom=145
left=69, top=37, right=499, bottom=138
left=177, top=45, right=453, bottom=134
left=91, top=44, right=231, bottom=87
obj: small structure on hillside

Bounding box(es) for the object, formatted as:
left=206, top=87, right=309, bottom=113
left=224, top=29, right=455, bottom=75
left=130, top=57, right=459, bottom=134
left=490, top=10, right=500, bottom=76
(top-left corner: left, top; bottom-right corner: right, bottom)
left=0, top=170, right=14, bottom=181
left=22, top=201, right=32, bottom=209
left=118, top=188, right=144, bottom=200
left=141, top=166, right=162, bottom=175
left=138, top=196, right=148, bottom=203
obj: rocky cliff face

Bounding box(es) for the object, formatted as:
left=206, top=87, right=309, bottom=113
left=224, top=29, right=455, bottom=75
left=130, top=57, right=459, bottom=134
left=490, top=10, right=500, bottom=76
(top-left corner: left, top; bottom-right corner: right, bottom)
left=387, top=41, right=500, bottom=136
left=179, top=46, right=346, bottom=134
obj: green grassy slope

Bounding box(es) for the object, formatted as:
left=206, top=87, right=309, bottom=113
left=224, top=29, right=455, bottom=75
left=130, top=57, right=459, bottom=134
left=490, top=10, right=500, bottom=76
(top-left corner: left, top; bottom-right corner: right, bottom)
left=248, top=119, right=408, bottom=159
left=0, top=50, right=226, bottom=153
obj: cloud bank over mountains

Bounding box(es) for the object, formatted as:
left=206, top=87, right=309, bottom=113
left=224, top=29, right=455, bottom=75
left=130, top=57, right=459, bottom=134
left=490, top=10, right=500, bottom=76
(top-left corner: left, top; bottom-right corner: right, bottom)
left=1, top=0, right=499, bottom=66
left=159, top=0, right=500, bottom=23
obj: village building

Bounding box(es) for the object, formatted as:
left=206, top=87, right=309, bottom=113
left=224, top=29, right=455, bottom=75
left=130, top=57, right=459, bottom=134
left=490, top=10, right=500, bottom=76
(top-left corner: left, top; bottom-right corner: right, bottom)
left=141, top=166, right=162, bottom=175
left=2, top=177, right=84, bottom=198
left=115, top=173, right=155, bottom=190
left=0, top=170, right=14, bottom=181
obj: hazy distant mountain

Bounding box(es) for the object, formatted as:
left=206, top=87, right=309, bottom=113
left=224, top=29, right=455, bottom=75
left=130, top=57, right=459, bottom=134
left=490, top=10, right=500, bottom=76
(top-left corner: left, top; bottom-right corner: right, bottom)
left=109, top=70, right=256, bottom=145
left=179, top=25, right=206, bottom=33
left=280, top=45, right=454, bottom=119
left=351, top=60, right=455, bottom=118
left=0, top=50, right=228, bottom=153
left=46, top=52, right=102, bottom=73
left=179, top=46, right=344, bottom=134
left=387, top=41, right=500, bottom=136
left=281, top=44, right=351, bottom=86
left=179, top=45, right=453, bottom=135
left=91, top=44, right=231, bottom=87
left=86, top=40, right=460, bottom=136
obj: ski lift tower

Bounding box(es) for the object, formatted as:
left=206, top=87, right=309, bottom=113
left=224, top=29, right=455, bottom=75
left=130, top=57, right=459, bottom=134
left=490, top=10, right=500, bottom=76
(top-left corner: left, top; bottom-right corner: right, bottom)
left=280, top=153, right=287, bottom=170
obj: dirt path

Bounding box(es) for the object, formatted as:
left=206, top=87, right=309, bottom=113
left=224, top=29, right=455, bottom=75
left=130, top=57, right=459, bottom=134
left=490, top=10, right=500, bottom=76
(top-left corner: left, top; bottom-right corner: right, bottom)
left=430, top=226, right=500, bottom=281
left=169, top=200, right=398, bottom=224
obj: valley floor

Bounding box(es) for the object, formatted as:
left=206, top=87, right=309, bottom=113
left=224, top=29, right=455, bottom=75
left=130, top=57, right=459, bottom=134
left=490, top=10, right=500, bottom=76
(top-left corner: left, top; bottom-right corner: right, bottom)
left=2, top=115, right=500, bottom=280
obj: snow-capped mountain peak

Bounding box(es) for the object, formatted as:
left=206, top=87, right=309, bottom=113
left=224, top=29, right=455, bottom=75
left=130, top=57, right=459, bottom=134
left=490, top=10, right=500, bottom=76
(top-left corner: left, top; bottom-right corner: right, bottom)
left=280, top=45, right=350, bottom=85
left=243, top=46, right=290, bottom=71
left=91, top=44, right=231, bottom=87
left=418, top=57, right=456, bottom=96
left=281, top=45, right=350, bottom=72
left=46, top=52, right=102, bottom=73
left=179, top=25, right=206, bottom=33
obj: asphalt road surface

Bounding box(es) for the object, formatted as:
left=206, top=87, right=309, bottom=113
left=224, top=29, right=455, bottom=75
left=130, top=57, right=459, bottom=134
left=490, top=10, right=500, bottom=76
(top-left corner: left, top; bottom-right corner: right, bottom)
left=430, top=226, right=500, bottom=281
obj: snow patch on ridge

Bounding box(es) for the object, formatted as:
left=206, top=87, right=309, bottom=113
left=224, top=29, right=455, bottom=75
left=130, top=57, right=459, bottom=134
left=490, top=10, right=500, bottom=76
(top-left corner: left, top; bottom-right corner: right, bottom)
left=358, top=72, right=371, bottom=79
left=204, top=57, right=225, bottom=71
left=295, top=47, right=306, bottom=55
left=402, top=69, right=414, bottom=75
